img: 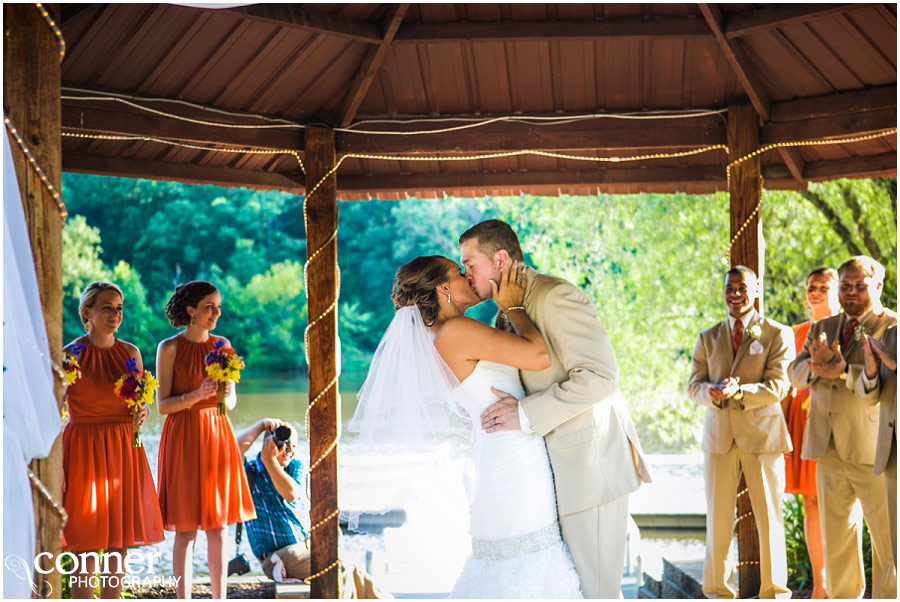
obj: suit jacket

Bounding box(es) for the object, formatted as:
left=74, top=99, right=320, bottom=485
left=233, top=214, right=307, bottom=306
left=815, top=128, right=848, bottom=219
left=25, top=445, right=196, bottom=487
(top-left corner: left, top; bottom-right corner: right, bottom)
left=516, top=268, right=651, bottom=516
left=688, top=310, right=794, bottom=454
left=853, top=325, right=897, bottom=474
left=788, top=307, right=897, bottom=464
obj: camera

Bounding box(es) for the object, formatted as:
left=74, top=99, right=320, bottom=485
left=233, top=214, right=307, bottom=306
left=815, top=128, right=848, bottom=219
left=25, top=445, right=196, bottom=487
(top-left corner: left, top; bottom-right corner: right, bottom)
left=272, top=425, right=292, bottom=449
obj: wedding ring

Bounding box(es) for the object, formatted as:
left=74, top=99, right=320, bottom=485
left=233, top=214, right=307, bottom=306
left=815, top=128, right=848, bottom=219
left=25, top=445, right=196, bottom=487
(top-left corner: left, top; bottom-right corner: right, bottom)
left=492, top=417, right=498, bottom=426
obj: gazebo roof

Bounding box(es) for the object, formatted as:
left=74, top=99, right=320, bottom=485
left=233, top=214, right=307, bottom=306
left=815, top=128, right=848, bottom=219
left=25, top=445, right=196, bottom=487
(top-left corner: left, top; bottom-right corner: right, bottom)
left=59, top=3, right=897, bottom=199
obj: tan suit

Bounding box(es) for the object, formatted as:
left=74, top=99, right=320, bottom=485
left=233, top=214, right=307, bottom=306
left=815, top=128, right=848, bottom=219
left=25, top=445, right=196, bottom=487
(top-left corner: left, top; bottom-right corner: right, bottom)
left=688, top=310, right=794, bottom=599
left=788, top=308, right=897, bottom=599
left=853, top=325, right=898, bottom=570
left=516, top=269, right=651, bottom=598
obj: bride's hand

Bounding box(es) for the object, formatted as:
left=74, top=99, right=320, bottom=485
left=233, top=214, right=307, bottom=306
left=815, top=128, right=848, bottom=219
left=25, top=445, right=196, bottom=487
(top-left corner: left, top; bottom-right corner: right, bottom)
left=491, top=260, right=526, bottom=313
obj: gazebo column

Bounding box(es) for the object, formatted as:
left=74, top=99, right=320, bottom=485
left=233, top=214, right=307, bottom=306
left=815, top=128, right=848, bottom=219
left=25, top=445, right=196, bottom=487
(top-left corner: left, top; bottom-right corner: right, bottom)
left=304, top=127, right=340, bottom=599
left=728, top=103, right=764, bottom=598
left=4, top=3, right=65, bottom=598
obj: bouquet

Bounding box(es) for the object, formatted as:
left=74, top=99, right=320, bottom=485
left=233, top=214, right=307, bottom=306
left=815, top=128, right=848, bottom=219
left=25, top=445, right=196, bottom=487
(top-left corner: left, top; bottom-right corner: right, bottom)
left=114, top=358, right=158, bottom=447
left=204, top=341, right=245, bottom=415
left=62, top=343, right=86, bottom=385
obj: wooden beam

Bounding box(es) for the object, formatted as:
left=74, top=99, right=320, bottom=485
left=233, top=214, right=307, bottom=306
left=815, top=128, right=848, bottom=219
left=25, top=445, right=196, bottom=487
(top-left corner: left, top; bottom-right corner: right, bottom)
left=770, top=85, right=897, bottom=122
left=725, top=4, right=856, bottom=38
left=699, top=4, right=772, bottom=121
left=728, top=103, right=763, bottom=599
left=304, top=128, right=339, bottom=600
left=224, top=5, right=381, bottom=44
left=4, top=3, right=65, bottom=598
left=337, top=165, right=726, bottom=191
left=803, top=152, right=897, bottom=181
left=393, top=16, right=711, bottom=42
left=337, top=118, right=726, bottom=153
left=61, top=102, right=305, bottom=150
left=337, top=4, right=409, bottom=127
left=62, top=152, right=305, bottom=192
left=762, top=107, right=897, bottom=144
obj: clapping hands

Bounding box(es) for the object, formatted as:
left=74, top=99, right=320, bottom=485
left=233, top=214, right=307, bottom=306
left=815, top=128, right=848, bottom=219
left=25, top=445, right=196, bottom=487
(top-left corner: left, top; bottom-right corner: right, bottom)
left=709, top=377, right=740, bottom=405
left=808, top=332, right=846, bottom=379
left=863, top=334, right=897, bottom=378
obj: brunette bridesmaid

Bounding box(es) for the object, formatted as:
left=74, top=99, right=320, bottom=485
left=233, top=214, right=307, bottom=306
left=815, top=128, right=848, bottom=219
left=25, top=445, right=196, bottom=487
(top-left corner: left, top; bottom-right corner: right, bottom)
left=62, top=282, right=163, bottom=598
left=783, top=267, right=839, bottom=598
left=156, top=280, right=255, bottom=599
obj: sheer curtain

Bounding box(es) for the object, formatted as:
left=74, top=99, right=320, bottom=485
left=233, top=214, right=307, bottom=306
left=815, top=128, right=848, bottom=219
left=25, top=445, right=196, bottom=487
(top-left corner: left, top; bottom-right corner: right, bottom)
left=3, top=134, right=63, bottom=597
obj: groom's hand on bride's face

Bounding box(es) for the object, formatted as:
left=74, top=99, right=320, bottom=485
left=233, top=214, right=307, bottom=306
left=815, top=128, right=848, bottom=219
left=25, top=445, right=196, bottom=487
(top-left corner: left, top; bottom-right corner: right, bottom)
left=481, top=387, right=521, bottom=432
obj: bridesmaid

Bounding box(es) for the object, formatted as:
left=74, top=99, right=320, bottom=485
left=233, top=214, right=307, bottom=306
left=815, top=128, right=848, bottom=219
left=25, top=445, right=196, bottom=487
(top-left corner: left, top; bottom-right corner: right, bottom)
left=782, top=267, right=839, bottom=598
left=62, top=282, right=164, bottom=598
left=156, top=281, right=255, bottom=599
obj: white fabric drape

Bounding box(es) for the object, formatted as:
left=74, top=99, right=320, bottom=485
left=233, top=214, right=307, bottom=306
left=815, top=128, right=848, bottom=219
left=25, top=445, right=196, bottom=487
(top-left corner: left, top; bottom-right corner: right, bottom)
left=3, top=134, right=64, bottom=598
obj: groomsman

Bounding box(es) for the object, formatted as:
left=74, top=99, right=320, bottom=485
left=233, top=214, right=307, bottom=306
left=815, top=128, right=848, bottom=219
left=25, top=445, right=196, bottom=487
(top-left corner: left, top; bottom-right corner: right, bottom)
left=689, top=266, right=794, bottom=599
left=855, top=326, right=897, bottom=565
left=788, top=256, right=897, bottom=599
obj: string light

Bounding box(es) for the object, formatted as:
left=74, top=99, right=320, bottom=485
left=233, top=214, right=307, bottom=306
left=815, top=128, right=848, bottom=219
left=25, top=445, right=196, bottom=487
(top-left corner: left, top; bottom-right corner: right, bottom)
left=6, top=117, right=68, bottom=222
left=35, top=3, right=65, bottom=60
left=61, top=131, right=305, bottom=173
left=303, top=559, right=342, bottom=586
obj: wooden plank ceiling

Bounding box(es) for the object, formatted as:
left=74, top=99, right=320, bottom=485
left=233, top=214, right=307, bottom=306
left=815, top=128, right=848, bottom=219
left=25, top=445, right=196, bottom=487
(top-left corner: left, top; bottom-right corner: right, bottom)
left=57, top=3, right=897, bottom=199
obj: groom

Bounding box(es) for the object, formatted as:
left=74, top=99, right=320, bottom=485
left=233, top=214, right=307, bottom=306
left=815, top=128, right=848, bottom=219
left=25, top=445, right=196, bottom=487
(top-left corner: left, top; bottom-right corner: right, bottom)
left=460, top=219, right=650, bottom=598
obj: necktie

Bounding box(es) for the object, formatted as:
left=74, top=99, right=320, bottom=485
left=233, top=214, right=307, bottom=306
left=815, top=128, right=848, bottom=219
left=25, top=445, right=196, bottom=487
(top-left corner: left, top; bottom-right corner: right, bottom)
left=840, top=318, right=859, bottom=349
left=732, top=320, right=744, bottom=355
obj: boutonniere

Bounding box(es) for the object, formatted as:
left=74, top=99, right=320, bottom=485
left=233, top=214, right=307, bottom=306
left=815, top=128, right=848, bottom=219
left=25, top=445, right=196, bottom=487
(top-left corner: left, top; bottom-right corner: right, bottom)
left=746, top=324, right=763, bottom=342
left=853, top=323, right=871, bottom=342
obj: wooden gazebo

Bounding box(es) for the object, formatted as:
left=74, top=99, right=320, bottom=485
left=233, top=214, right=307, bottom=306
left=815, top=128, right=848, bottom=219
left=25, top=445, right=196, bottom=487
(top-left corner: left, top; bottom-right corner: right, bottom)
left=5, top=3, right=896, bottom=598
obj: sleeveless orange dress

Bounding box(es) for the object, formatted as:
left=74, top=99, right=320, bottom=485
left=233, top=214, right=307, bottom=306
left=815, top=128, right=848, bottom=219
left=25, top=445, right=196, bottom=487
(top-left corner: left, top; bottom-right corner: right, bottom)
left=784, top=321, right=817, bottom=496
left=157, top=334, right=255, bottom=531
left=61, top=336, right=164, bottom=551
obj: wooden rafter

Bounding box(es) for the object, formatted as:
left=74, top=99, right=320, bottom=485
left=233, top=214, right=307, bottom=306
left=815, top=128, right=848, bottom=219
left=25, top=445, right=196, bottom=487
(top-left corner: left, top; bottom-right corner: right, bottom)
left=224, top=5, right=381, bottom=44
left=770, top=85, right=897, bottom=122
left=392, top=17, right=712, bottom=42
left=699, top=3, right=805, bottom=182
left=337, top=4, right=409, bottom=127
left=725, top=4, right=856, bottom=39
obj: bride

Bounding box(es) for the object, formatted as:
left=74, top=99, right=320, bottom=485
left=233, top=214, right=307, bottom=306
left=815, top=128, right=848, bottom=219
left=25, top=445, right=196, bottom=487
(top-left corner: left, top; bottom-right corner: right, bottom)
left=349, top=255, right=583, bottom=598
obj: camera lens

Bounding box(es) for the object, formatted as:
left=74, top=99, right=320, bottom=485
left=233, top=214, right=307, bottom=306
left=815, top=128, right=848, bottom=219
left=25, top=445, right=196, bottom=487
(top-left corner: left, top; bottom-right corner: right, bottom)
left=274, top=425, right=292, bottom=444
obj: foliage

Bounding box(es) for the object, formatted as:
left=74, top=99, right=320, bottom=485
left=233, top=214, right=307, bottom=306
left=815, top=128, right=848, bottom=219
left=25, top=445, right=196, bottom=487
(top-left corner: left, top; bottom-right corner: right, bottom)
left=60, top=174, right=896, bottom=451
left=784, top=494, right=812, bottom=589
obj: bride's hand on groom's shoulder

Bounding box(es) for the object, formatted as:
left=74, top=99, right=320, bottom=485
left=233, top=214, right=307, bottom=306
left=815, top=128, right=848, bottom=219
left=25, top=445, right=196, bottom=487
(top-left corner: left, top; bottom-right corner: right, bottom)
left=491, top=260, right=527, bottom=312
left=481, top=387, right=521, bottom=432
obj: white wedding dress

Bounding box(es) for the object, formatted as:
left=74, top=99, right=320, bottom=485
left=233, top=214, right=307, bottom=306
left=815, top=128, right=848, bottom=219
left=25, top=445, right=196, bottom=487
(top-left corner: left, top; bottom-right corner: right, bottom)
left=449, top=360, right=583, bottom=599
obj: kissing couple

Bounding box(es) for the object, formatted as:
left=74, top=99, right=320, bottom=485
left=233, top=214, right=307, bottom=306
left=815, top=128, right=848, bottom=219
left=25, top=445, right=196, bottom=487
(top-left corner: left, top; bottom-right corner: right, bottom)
left=349, top=219, right=651, bottom=598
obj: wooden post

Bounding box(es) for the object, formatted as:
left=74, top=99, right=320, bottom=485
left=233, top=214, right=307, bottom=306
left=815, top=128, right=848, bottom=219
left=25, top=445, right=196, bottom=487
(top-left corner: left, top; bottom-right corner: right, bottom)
left=728, top=103, right=763, bottom=598
left=4, top=4, right=65, bottom=599
left=304, top=127, right=340, bottom=599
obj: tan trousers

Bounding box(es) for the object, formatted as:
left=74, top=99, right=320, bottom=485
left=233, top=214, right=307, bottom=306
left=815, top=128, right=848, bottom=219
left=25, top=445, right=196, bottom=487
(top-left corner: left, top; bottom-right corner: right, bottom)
left=559, top=494, right=629, bottom=599
left=885, top=435, right=897, bottom=564
left=262, top=545, right=390, bottom=598
left=817, top=442, right=896, bottom=599
left=702, top=444, right=790, bottom=599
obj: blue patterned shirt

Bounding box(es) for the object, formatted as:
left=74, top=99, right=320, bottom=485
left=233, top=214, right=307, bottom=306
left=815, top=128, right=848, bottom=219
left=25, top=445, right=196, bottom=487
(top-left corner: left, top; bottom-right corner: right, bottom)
left=242, top=454, right=310, bottom=560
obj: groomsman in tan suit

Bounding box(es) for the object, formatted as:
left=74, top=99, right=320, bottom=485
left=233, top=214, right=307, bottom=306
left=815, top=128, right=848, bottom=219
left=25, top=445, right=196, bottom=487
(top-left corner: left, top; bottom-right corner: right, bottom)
left=459, top=220, right=651, bottom=598
left=855, top=326, right=897, bottom=564
left=788, top=256, right=897, bottom=599
left=689, top=265, right=794, bottom=599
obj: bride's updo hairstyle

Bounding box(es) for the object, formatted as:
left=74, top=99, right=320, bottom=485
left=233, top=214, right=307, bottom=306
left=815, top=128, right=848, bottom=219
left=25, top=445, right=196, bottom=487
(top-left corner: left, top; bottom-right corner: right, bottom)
left=392, top=255, right=451, bottom=326
left=165, top=280, right=218, bottom=328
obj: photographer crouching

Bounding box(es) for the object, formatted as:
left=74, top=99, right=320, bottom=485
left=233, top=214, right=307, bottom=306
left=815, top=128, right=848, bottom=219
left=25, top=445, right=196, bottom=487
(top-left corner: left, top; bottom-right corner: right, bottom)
left=235, top=418, right=389, bottom=598
left=236, top=419, right=311, bottom=582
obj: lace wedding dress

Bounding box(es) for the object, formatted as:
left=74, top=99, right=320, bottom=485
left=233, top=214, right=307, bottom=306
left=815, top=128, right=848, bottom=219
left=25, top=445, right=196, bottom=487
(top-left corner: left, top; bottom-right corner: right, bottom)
left=449, top=360, right=583, bottom=599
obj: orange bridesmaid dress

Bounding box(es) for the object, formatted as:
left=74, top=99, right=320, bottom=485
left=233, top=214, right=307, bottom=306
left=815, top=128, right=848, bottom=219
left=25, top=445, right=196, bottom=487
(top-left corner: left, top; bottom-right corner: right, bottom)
left=157, top=334, right=255, bottom=531
left=784, top=321, right=817, bottom=496
left=62, top=336, right=164, bottom=551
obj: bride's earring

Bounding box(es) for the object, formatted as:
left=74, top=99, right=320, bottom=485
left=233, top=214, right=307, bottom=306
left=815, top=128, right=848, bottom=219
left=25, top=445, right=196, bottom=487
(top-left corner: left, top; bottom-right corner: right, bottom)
left=447, top=290, right=451, bottom=303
